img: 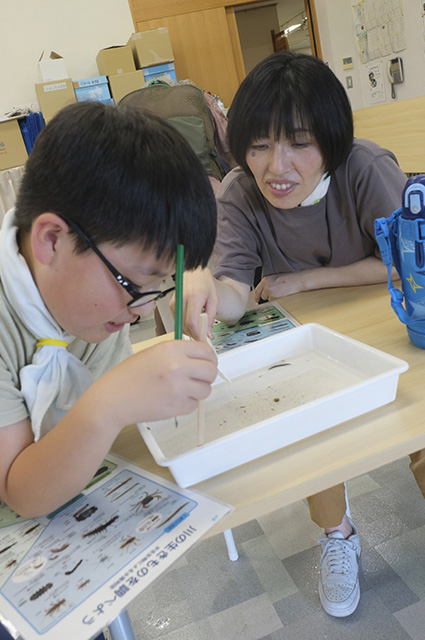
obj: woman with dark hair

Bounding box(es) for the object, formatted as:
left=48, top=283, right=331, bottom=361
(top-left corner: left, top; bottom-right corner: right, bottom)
left=179, top=51, right=407, bottom=618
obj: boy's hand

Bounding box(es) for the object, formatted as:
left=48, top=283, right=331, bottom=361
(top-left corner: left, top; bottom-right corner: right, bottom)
left=95, top=339, right=218, bottom=428
left=0, top=341, right=216, bottom=518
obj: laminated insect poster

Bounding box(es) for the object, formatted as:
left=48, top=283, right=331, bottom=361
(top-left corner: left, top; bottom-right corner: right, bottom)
left=0, top=454, right=232, bottom=640
left=211, top=301, right=299, bottom=354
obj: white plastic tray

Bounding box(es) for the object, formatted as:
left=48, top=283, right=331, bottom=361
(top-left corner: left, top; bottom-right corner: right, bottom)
left=137, top=323, right=408, bottom=487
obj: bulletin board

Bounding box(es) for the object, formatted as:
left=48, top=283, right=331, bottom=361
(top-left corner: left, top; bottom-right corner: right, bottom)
left=351, top=0, right=406, bottom=63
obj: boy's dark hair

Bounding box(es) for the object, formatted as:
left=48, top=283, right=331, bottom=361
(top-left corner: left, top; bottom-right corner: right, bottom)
left=15, top=101, right=216, bottom=269
left=227, top=51, right=354, bottom=177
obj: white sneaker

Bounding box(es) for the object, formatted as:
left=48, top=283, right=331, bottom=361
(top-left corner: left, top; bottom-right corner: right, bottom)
left=318, top=521, right=361, bottom=617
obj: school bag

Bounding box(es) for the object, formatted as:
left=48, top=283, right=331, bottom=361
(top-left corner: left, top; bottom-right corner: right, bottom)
left=119, top=83, right=229, bottom=181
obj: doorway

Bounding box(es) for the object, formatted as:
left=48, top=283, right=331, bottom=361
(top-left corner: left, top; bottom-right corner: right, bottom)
left=235, top=4, right=280, bottom=74
left=234, top=0, right=320, bottom=76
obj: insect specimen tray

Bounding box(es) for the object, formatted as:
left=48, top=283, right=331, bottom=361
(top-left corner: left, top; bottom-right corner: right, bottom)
left=138, top=323, right=408, bottom=487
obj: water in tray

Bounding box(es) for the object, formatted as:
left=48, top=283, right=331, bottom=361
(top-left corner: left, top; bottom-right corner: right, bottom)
left=146, top=349, right=368, bottom=457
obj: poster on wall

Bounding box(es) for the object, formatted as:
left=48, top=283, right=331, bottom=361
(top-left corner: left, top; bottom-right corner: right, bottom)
left=367, top=62, right=386, bottom=103
left=351, top=0, right=406, bottom=63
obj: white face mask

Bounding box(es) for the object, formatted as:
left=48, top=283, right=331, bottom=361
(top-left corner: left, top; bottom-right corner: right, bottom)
left=300, top=174, right=331, bottom=206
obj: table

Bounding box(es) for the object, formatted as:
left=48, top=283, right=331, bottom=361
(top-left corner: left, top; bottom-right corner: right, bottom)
left=111, top=282, right=425, bottom=536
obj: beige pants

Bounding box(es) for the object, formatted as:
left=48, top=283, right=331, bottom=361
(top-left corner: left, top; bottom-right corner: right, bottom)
left=307, top=450, right=425, bottom=529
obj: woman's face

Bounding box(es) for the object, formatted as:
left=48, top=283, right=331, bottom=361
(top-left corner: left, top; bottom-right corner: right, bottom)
left=245, top=129, right=325, bottom=209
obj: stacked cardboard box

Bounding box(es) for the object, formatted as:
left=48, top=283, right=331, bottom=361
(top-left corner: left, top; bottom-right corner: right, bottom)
left=35, top=79, right=76, bottom=124
left=38, top=51, right=68, bottom=82
left=127, top=28, right=174, bottom=69
left=35, top=50, right=76, bottom=123
left=96, top=46, right=135, bottom=76
left=108, top=70, right=145, bottom=103
left=0, top=118, right=28, bottom=171
left=73, top=76, right=113, bottom=103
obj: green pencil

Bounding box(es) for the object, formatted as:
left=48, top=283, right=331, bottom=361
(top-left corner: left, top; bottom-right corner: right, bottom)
left=174, top=244, right=184, bottom=340
left=174, top=244, right=184, bottom=428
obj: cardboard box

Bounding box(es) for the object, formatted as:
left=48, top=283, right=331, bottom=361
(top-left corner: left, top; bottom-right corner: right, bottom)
left=38, top=51, right=68, bottom=82
left=96, top=46, right=135, bottom=76
left=0, top=118, right=28, bottom=171
left=35, top=79, right=76, bottom=123
left=127, top=28, right=174, bottom=69
left=108, top=70, right=145, bottom=103
left=142, top=62, right=177, bottom=84
left=73, top=76, right=112, bottom=102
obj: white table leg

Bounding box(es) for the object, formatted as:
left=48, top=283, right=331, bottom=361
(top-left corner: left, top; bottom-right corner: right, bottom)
left=223, top=528, right=239, bottom=561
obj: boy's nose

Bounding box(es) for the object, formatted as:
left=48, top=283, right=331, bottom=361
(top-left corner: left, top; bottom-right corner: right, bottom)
left=133, top=300, right=155, bottom=319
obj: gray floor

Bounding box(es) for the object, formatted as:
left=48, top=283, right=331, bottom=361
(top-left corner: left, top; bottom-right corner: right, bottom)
left=126, top=319, right=425, bottom=640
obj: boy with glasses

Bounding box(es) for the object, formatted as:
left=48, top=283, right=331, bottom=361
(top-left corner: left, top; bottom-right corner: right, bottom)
left=0, top=101, right=217, bottom=522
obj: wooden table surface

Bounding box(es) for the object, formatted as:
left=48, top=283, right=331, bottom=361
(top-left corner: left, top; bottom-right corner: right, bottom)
left=111, top=283, right=425, bottom=535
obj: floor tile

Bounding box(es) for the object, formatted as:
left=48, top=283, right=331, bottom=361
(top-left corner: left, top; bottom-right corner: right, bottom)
left=242, top=535, right=298, bottom=603
left=208, top=594, right=283, bottom=640
left=375, top=526, right=425, bottom=598
left=257, top=501, right=320, bottom=559
left=123, top=445, right=425, bottom=639
left=395, top=599, right=425, bottom=640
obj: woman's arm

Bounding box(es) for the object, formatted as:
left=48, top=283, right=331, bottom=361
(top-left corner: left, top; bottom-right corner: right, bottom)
left=175, top=268, right=250, bottom=339
left=255, top=255, right=398, bottom=301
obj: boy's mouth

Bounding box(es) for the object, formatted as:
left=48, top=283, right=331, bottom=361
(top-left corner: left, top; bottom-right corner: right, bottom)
left=105, top=321, right=126, bottom=333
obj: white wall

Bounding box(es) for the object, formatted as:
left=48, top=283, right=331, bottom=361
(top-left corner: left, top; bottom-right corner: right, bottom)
left=2, top=0, right=424, bottom=117
left=0, top=0, right=134, bottom=117
left=316, top=0, right=425, bottom=111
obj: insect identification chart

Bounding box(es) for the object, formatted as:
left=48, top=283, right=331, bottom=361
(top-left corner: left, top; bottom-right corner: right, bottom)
left=211, top=301, right=299, bottom=354
left=0, top=454, right=232, bottom=640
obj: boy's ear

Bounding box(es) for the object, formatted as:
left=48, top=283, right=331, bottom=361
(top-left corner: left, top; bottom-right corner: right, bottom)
left=31, top=213, right=70, bottom=265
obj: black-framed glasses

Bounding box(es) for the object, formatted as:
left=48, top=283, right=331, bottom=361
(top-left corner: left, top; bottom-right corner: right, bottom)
left=60, top=215, right=175, bottom=309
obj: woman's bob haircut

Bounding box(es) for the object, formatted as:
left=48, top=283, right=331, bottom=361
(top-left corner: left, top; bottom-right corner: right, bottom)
left=227, top=51, right=354, bottom=177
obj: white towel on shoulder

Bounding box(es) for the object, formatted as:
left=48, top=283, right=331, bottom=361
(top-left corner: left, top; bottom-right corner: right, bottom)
left=0, top=209, right=93, bottom=440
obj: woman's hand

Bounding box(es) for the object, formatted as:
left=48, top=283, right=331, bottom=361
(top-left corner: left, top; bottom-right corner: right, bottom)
left=170, top=268, right=219, bottom=339
left=254, top=272, right=305, bottom=301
